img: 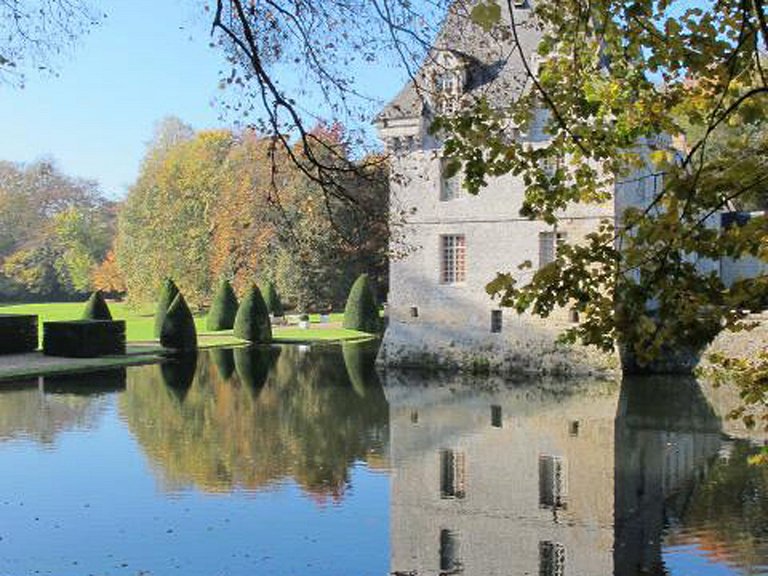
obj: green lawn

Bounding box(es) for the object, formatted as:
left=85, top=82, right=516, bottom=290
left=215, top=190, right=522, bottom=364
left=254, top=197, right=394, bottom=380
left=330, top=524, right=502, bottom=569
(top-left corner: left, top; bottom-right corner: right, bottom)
left=0, top=302, right=375, bottom=344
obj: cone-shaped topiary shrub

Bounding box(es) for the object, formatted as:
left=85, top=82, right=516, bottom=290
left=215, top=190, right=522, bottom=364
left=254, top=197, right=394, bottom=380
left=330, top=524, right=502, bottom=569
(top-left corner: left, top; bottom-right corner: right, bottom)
left=263, top=281, right=284, bottom=317
left=82, top=290, right=112, bottom=320
left=154, top=278, right=180, bottom=338
left=206, top=279, right=238, bottom=331
left=233, top=284, right=272, bottom=343
left=342, top=274, right=381, bottom=333
left=160, top=292, right=198, bottom=352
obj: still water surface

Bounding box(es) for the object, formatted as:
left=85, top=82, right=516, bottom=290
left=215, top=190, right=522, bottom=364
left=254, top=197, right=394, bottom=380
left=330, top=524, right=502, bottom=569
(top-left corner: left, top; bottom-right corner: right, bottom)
left=0, top=342, right=765, bottom=576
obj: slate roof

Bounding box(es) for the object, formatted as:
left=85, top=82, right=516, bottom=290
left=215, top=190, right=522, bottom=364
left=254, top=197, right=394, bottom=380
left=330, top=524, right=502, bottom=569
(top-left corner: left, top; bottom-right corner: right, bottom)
left=377, top=1, right=544, bottom=122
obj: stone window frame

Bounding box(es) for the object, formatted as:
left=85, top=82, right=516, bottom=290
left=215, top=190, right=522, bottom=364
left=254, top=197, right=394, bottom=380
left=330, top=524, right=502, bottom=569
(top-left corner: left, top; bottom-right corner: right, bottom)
left=538, top=231, right=567, bottom=268
left=440, top=234, right=467, bottom=284
left=440, top=157, right=463, bottom=201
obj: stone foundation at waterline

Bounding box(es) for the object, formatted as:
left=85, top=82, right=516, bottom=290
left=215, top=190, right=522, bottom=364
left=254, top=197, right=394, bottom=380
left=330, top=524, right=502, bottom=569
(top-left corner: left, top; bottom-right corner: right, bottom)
left=377, top=316, right=620, bottom=377
left=377, top=312, right=768, bottom=377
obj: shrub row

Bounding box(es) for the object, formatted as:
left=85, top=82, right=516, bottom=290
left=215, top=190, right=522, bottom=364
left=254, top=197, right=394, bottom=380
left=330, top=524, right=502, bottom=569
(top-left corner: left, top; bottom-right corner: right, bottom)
left=0, top=314, right=38, bottom=354
left=43, top=320, right=126, bottom=358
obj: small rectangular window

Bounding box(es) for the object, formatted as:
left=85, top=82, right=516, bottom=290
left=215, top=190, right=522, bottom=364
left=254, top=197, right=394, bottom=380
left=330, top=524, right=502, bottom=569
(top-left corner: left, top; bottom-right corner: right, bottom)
left=569, top=421, right=580, bottom=437
left=410, top=306, right=419, bottom=318
left=538, top=231, right=566, bottom=268
left=440, top=158, right=462, bottom=201
left=490, top=310, right=502, bottom=333
left=441, top=235, right=466, bottom=284
left=491, top=405, right=502, bottom=428
left=440, top=449, right=466, bottom=499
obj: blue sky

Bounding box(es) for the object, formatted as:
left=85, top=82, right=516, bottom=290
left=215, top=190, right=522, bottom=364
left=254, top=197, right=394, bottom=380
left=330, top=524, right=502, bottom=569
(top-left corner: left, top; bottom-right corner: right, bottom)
left=0, top=0, right=405, bottom=199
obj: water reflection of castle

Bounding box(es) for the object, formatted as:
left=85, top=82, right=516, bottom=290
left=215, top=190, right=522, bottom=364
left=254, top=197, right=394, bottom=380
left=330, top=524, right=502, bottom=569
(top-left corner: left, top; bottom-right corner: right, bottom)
left=384, top=375, right=736, bottom=576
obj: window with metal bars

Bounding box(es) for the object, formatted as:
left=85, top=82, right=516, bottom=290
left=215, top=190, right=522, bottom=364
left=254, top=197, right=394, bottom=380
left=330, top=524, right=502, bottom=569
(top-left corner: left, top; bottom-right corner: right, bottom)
left=441, top=235, right=466, bottom=284
left=490, top=310, right=502, bottom=333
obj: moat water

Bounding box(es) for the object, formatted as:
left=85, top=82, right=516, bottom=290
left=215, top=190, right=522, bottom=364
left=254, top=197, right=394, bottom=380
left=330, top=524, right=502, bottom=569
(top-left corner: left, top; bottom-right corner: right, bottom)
left=0, top=342, right=765, bottom=575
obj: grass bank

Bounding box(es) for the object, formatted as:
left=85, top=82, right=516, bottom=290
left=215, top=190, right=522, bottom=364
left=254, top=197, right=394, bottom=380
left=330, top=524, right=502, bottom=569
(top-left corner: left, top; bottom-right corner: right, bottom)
left=0, top=302, right=376, bottom=381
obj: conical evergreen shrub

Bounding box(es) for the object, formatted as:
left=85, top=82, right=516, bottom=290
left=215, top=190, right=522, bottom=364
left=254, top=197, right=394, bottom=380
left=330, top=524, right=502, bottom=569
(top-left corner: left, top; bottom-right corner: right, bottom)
left=160, top=292, right=198, bottom=352
left=233, top=285, right=272, bottom=343
left=154, top=278, right=179, bottom=338
left=206, top=279, right=238, bottom=331
left=342, top=274, right=381, bottom=333
left=82, top=290, right=112, bottom=320
left=263, top=281, right=284, bottom=317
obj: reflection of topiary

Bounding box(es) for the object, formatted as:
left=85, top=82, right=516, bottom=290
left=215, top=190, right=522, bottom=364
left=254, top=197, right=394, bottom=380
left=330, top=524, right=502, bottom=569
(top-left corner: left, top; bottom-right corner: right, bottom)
left=82, top=290, right=112, bottom=320
left=234, top=346, right=279, bottom=392
left=154, top=278, right=179, bottom=338
left=120, top=345, right=389, bottom=497
left=263, top=281, right=284, bottom=317
left=160, top=293, right=198, bottom=352
left=233, top=285, right=272, bottom=343
left=342, top=340, right=381, bottom=397
left=210, top=348, right=235, bottom=381
left=342, top=274, right=380, bottom=333
left=160, top=354, right=198, bottom=402
left=206, top=279, right=238, bottom=331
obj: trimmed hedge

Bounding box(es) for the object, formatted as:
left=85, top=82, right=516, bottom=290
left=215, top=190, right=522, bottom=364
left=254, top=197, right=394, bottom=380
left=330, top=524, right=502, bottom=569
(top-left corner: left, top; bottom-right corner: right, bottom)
left=160, top=293, right=198, bottom=353
left=0, top=314, right=38, bottom=354
left=82, top=290, right=113, bottom=320
left=154, top=278, right=180, bottom=338
left=206, top=279, right=238, bottom=331
left=233, top=285, right=272, bottom=343
left=43, top=320, right=126, bottom=358
left=342, top=274, right=381, bottom=333
left=263, top=281, right=284, bottom=317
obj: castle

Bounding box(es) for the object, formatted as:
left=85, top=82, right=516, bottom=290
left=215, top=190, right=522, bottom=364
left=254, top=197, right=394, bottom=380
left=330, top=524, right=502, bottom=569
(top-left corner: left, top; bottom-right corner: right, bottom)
left=374, top=2, right=766, bottom=376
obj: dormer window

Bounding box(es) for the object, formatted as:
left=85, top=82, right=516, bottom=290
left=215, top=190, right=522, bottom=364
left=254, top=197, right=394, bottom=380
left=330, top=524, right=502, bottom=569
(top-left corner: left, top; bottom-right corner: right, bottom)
left=432, top=52, right=465, bottom=117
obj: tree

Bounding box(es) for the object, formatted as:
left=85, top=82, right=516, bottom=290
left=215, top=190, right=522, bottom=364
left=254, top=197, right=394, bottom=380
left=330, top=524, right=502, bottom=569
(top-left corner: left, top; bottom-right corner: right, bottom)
left=91, top=250, right=126, bottom=296
left=82, top=290, right=112, bottom=320
left=154, top=278, right=180, bottom=339
left=342, top=274, right=381, bottom=334
left=206, top=278, right=238, bottom=331
left=117, top=119, right=388, bottom=311
left=160, top=292, right=198, bottom=353
left=263, top=281, right=284, bottom=317
left=233, top=284, right=272, bottom=343
left=0, top=160, right=113, bottom=299
left=0, top=0, right=102, bottom=86
left=117, top=121, right=234, bottom=306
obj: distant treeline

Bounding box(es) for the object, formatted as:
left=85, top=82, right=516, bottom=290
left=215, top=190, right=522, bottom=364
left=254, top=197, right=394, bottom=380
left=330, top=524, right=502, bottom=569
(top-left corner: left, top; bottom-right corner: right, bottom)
left=0, top=117, right=389, bottom=310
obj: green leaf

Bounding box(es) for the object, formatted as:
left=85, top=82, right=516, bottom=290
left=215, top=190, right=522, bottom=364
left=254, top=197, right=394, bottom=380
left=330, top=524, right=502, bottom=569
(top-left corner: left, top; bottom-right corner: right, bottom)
left=470, top=1, right=502, bottom=32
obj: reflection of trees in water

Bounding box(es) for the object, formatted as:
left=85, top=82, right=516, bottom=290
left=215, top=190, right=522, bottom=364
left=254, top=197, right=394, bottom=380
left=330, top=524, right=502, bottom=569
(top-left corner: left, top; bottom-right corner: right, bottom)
left=0, top=370, right=121, bottom=445
left=120, top=342, right=388, bottom=499
left=670, top=440, right=768, bottom=568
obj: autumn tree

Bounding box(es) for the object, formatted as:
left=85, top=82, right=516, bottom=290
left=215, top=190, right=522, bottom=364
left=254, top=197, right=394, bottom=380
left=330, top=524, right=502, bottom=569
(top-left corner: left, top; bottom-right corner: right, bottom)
left=0, top=160, right=113, bottom=299
left=117, top=119, right=234, bottom=306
